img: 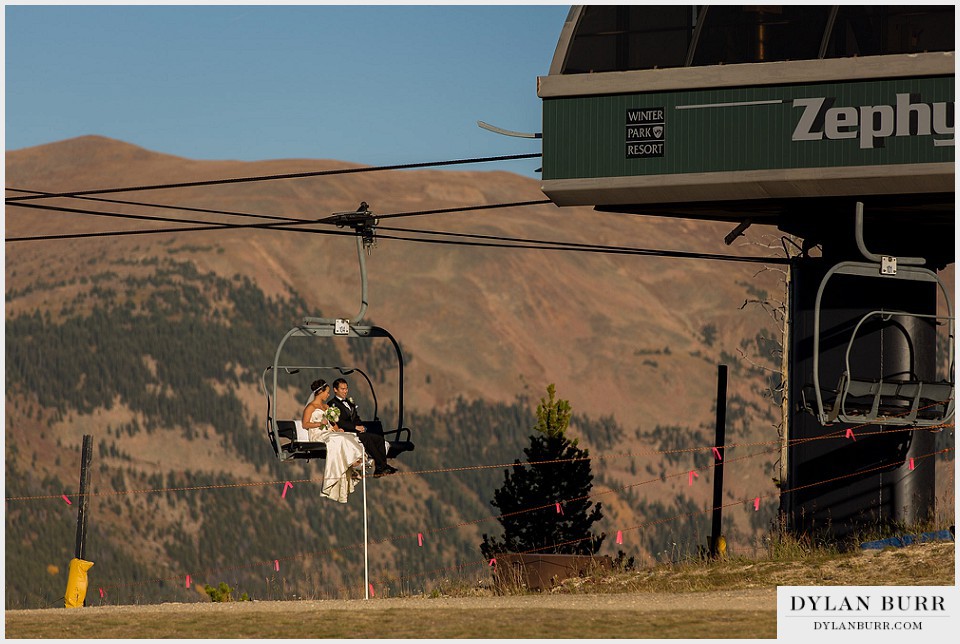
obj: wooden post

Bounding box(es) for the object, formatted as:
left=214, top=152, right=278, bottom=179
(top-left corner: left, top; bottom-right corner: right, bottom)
left=74, top=435, right=93, bottom=561
left=710, top=366, right=727, bottom=558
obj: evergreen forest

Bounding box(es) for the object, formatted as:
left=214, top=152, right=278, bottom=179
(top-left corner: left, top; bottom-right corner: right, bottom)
left=5, top=257, right=603, bottom=607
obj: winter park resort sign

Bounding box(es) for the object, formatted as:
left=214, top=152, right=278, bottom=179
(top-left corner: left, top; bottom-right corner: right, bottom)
left=540, top=73, right=954, bottom=207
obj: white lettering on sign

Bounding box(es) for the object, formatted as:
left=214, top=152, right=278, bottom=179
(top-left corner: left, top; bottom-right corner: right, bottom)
left=627, top=108, right=664, bottom=123
left=792, top=93, right=954, bottom=149
left=626, top=143, right=664, bottom=156
left=626, top=107, right=665, bottom=158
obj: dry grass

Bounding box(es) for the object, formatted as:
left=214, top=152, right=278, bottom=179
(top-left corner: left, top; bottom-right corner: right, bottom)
left=6, top=541, right=950, bottom=638
left=4, top=603, right=776, bottom=639
left=548, top=541, right=954, bottom=595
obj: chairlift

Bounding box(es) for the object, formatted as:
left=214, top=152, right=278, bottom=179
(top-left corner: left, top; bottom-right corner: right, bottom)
left=261, top=205, right=415, bottom=462
left=801, top=203, right=955, bottom=427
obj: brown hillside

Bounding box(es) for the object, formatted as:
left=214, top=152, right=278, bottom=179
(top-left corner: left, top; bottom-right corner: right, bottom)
left=6, top=135, right=782, bottom=433
left=7, top=136, right=953, bottom=581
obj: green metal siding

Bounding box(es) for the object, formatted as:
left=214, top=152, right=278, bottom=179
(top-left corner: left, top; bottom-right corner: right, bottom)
left=542, top=76, right=954, bottom=180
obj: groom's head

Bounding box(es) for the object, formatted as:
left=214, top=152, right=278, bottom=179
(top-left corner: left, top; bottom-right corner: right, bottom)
left=332, top=378, right=349, bottom=399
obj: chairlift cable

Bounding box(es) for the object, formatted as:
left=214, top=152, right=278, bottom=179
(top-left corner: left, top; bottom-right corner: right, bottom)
left=6, top=216, right=790, bottom=265
left=5, top=200, right=315, bottom=228
left=6, top=188, right=551, bottom=226
left=4, top=201, right=353, bottom=242
left=3, top=199, right=552, bottom=242
left=6, top=187, right=303, bottom=223
left=7, top=202, right=320, bottom=233
left=5, top=198, right=790, bottom=264
left=328, top=199, right=553, bottom=223
left=4, top=152, right=543, bottom=203
left=376, top=225, right=791, bottom=265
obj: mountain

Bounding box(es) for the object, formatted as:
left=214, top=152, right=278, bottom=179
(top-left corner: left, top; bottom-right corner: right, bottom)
left=6, top=137, right=782, bottom=425
left=9, top=136, right=944, bottom=608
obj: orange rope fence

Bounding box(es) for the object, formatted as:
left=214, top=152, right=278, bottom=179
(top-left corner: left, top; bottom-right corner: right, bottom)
left=6, top=419, right=951, bottom=503
left=88, top=443, right=953, bottom=598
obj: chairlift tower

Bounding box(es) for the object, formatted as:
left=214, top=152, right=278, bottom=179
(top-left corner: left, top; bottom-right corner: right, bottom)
left=536, top=5, right=954, bottom=538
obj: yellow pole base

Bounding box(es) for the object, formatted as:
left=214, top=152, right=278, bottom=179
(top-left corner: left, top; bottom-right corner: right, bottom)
left=64, top=558, right=95, bottom=608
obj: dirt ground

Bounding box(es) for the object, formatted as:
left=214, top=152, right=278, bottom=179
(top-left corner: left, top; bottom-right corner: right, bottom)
left=5, top=589, right=777, bottom=639
left=5, top=541, right=953, bottom=639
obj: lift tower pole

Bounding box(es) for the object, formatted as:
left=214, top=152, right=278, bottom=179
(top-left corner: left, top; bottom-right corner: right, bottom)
left=74, top=434, right=93, bottom=561
left=710, top=366, right=727, bottom=558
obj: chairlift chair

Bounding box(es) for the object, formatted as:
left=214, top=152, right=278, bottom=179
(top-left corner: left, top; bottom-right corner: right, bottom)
left=261, top=204, right=415, bottom=462
left=801, top=203, right=955, bottom=427
left=261, top=322, right=414, bottom=462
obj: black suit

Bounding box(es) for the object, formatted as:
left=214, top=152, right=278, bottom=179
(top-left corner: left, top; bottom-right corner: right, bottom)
left=328, top=397, right=389, bottom=469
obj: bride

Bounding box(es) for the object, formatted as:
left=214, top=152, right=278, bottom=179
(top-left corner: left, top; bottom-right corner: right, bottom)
left=301, top=379, right=365, bottom=503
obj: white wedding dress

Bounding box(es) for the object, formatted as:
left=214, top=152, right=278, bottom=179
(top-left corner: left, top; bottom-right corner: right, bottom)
left=308, top=408, right=364, bottom=503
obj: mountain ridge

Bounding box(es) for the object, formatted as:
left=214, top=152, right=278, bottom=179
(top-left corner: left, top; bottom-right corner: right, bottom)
left=7, top=135, right=786, bottom=434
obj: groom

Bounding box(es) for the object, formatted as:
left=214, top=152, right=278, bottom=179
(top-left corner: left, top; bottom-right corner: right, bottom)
left=328, top=378, right=397, bottom=477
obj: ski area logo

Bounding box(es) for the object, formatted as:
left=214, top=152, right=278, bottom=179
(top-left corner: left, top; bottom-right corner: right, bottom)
left=792, top=93, right=954, bottom=149
left=626, top=108, right=665, bottom=158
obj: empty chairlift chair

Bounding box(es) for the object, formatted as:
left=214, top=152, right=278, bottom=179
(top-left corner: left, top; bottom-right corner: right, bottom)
left=802, top=205, right=955, bottom=427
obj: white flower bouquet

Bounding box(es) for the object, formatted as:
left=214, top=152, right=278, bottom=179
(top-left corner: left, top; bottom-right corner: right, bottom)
left=325, top=407, right=341, bottom=423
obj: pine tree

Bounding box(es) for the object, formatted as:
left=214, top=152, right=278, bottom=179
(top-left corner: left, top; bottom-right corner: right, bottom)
left=480, top=384, right=605, bottom=558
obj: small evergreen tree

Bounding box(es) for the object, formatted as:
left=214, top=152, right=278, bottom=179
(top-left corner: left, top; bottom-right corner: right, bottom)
left=480, top=384, right=605, bottom=558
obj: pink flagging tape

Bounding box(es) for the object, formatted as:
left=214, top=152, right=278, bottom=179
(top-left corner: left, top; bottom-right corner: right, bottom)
left=99, top=588, right=104, bottom=598
left=616, top=530, right=623, bottom=545
left=417, top=533, right=423, bottom=547
left=846, top=428, right=856, bottom=441
left=556, top=502, right=563, bottom=515
left=281, top=481, right=293, bottom=499
left=369, top=583, right=375, bottom=597
left=754, top=497, right=760, bottom=511
left=61, top=494, right=72, bottom=505
left=688, top=471, right=699, bottom=486
left=712, top=447, right=722, bottom=461
left=489, top=558, right=496, bottom=567
left=909, top=458, right=915, bottom=470
left=274, top=560, right=280, bottom=572
left=185, top=574, right=191, bottom=589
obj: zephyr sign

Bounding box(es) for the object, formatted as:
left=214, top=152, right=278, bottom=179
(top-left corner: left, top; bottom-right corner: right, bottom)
left=792, top=93, right=954, bottom=149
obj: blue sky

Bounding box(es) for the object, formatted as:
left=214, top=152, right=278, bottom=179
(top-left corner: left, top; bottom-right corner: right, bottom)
left=5, top=4, right=571, bottom=177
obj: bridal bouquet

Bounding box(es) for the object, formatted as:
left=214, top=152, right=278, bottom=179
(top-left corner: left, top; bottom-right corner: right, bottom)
left=325, top=407, right=341, bottom=423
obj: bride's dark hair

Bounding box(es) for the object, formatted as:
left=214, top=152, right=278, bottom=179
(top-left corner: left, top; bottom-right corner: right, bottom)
left=310, top=379, right=328, bottom=395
